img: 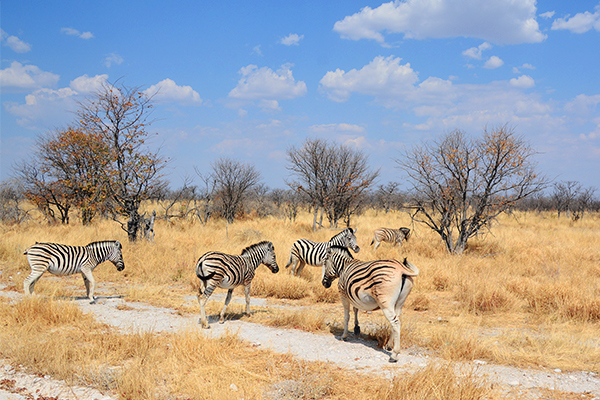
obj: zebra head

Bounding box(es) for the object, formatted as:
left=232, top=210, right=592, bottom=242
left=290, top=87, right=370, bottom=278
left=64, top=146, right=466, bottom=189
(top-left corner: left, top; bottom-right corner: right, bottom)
left=262, top=241, right=279, bottom=274
left=344, top=228, right=360, bottom=253
left=110, top=241, right=125, bottom=271
left=322, top=245, right=353, bottom=288
left=399, top=227, right=411, bottom=241
left=243, top=241, right=279, bottom=274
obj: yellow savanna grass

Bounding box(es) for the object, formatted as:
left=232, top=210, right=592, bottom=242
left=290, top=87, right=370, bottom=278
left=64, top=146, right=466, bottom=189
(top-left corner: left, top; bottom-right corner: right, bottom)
left=2, top=206, right=600, bottom=378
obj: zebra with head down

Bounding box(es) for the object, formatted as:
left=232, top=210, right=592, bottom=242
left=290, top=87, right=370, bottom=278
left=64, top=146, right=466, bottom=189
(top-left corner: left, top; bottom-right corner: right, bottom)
left=371, top=227, right=411, bottom=250
left=285, top=228, right=360, bottom=276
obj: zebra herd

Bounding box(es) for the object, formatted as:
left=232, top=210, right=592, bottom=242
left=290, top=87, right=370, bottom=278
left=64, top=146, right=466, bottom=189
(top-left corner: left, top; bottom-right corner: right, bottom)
left=22, top=226, right=415, bottom=363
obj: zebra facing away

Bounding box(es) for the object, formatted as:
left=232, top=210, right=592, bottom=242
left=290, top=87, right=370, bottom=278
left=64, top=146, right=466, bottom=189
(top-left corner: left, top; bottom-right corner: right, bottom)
left=195, top=241, right=279, bottom=329
left=23, top=241, right=125, bottom=304
left=285, top=228, right=360, bottom=276
left=371, top=227, right=411, bottom=250
left=322, top=245, right=419, bottom=363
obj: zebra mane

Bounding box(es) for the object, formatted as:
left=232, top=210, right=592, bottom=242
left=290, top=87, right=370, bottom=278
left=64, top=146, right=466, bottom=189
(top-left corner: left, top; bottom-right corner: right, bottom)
left=241, top=241, right=272, bottom=255
left=86, top=240, right=121, bottom=248
left=329, top=245, right=354, bottom=259
left=330, top=227, right=353, bottom=241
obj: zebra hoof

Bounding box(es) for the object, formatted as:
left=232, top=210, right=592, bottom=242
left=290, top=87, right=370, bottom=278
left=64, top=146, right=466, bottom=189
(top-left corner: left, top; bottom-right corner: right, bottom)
left=341, top=336, right=349, bottom=342
left=354, top=326, right=361, bottom=336
left=388, top=357, right=398, bottom=363
left=219, top=319, right=225, bottom=324
left=89, top=299, right=96, bottom=305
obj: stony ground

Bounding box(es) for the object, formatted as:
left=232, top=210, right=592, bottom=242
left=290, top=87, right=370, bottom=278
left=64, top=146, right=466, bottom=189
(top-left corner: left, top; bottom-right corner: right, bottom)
left=1, top=288, right=599, bottom=399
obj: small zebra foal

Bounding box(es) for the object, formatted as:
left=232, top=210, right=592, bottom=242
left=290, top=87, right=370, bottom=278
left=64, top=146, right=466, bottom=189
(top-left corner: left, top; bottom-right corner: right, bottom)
left=322, top=245, right=419, bottom=363
left=23, top=240, right=125, bottom=303
left=195, top=241, right=279, bottom=329
left=285, top=228, right=360, bottom=276
left=371, top=227, right=411, bottom=250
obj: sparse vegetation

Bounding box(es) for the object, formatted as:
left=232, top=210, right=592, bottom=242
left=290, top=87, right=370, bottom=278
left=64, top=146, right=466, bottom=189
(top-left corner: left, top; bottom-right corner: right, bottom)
left=1, top=206, right=600, bottom=398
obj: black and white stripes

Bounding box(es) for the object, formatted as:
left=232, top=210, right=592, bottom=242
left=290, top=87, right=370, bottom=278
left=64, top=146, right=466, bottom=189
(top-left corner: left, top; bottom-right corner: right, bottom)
left=370, top=227, right=411, bottom=250
left=23, top=240, right=125, bottom=303
left=195, top=240, right=279, bottom=328
left=285, top=228, right=360, bottom=276
left=322, top=245, right=419, bottom=363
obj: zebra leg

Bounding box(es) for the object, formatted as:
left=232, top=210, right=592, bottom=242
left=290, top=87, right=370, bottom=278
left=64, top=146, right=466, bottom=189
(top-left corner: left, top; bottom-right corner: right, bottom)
left=81, top=269, right=96, bottom=303
left=373, top=240, right=380, bottom=250
left=353, top=307, right=360, bottom=336
left=295, top=261, right=306, bottom=276
left=198, top=285, right=216, bottom=329
left=219, top=288, right=234, bottom=324
left=381, top=307, right=402, bottom=363
left=340, top=296, right=351, bottom=341
left=23, top=269, right=45, bottom=295
left=244, top=284, right=251, bottom=316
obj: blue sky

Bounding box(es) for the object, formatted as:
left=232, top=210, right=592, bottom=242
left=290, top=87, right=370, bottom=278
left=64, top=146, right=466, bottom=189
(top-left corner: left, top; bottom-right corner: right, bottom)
left=2, top=0, right=599, bottom=190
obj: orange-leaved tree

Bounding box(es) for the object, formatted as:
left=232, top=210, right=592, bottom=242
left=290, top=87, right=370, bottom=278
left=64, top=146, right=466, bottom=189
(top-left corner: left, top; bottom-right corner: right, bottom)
left=76, top=80, right=166, bottom=241
left=397, top=125, right=547, bottom=254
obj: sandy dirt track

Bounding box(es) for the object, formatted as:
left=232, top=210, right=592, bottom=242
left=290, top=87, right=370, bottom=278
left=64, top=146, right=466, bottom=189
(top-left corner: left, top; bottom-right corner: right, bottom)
left=1, top=289, right=599, bottom=399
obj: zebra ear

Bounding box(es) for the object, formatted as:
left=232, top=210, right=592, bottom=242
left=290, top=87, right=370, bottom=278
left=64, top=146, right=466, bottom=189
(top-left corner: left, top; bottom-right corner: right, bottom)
left=115, top=240, right=122, bottom=249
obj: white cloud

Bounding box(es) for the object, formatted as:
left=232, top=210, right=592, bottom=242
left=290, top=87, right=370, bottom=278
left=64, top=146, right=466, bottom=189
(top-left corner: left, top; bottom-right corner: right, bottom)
left=228, top=63, right=307, bottom=102
left=551, top=6, right=600, bottom=33
left=333, top=0, right=546, bottom=45
left=1, top=29, right=31, bottom=53
left=0, top=61, right=59, bottom=91
left=309, top=123, right=366, bottom=133
left=512, top=63, right=535, bottom=73
left=61, top=27, right=94, bottom=39
left=510, top=75, right=535, bottom=88
left=484, top=56, right=504, bottom=69
left=252, top=45, right=263, bottom=56
left=540, top=11, right=555, bottom=19
left=319, top=55, right=419, bottom=103
left=104, top=53, right=124, bottom=68
left=69, top=74, right=108, bottom=93
left=280, top=33, right=304, bottom=46
left=144, top=78, right=202, bottom=105
left=4, top=87, right=78, bottom=129
left=462, top=42, right=492, bottom=59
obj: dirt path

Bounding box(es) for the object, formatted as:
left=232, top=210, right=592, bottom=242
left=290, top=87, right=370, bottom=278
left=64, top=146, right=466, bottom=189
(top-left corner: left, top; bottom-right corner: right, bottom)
left=1, top=290, right=600, bottom=399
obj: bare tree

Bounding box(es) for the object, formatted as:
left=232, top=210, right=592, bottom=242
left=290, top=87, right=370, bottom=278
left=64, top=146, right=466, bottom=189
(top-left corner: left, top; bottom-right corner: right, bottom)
left=552, top=181, right=582, bottom=219
left=397, top=125, right=547, bottom=254
left=0, top=180, right=30, bottom=224
left=77, top=80, right=166, bottom=241
left=287, top=138, right=379, bottom=229
left=211, top=158, right=261, bottom=223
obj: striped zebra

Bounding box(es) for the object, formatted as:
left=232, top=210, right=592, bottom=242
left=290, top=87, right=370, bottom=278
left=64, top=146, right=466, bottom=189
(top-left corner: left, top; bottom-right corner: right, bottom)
left=322, top=245, right=419, bottom=363
left=371, top=227, right=411, bottom=250
left=285, top=228, right=360, bottom=276
left=195, top=241, right=279, bottom=329
left=23, top=240, right=125, bottom=304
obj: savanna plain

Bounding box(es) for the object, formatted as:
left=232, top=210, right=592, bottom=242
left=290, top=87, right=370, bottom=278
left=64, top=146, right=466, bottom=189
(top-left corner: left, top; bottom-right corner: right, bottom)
left=1, top=206, right=600, bottom=399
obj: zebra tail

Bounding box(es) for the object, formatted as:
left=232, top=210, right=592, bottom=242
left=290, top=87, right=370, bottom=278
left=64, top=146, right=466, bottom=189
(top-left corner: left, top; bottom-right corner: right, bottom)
left=402, top=258, right=420, bottom=276
left=196, top=263, right=217, bottom=282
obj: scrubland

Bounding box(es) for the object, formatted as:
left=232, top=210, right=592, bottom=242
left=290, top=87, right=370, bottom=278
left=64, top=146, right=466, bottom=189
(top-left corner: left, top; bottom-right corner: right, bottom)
left=1, top=207, right=599, bottom=399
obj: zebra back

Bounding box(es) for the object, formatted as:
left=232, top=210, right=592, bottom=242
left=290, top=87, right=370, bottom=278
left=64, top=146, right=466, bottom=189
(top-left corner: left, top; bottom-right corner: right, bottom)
left=196, top=241, right=278, bottom=288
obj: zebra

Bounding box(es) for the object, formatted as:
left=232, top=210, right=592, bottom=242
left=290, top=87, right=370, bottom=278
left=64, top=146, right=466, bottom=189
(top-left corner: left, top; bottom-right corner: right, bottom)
left=371, top=227, right=411, bottom=250
left=23, top=240, right=125, bottom=304
left=285, top=228, right=360, bottom=276
left=322, top=245, right=419, bottom=363
left=195, top=241, right=279, bottom=329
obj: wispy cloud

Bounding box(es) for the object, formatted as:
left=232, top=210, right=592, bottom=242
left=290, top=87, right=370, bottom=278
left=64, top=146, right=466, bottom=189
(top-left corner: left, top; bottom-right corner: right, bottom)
left=551, top=6, right=600, bottom=33
left=61, top=27, right=94, bottom=39
left=462, top=42, right=492, bottom=60
left=1, top=29, right=31, bottom=53
left=104, top=53, right=124, bottom=68
left=280, top=33, right=304, bottom=46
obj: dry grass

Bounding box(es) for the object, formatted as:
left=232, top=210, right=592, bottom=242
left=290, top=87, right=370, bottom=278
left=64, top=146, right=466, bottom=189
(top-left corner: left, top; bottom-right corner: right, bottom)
left=2, top=206, right=600, bottom=398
